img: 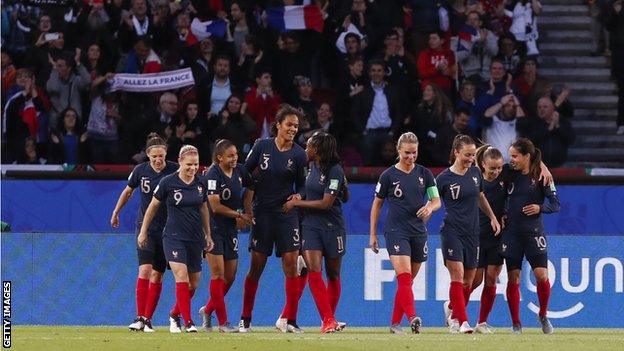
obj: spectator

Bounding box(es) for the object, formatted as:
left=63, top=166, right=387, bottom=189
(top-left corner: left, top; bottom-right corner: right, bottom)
left=454, top=11, right=499, bottom=84
left=377, top=29, right=416, bottom=96
left=118, top=0, right=154, bottom=53
left=430, top=107, right=475, bottom=166
left=27, top=25, right=68, bottom=88
left=3, top=68, right=49, bottom=163
left=152, top=92, right=178, bottom=140
left=407, top=83, right=454, bottom=166
left=495, top=33, right=521, bottom=75
left=508, top=0, right=542, bottom=56
left=17, top=137, right=46, bottom=165
left=272, top=32, right=312, bottom=100
left=314, top=102, right=335, bottom=134
left=481, top=0, right=513, bottom=36
left=228, top=1, right=256, bottom=58
left=409, top=1, right=448, bottom=55
left=234, top=35, right=268, bottom=90
left=351, top=60, right=404, bottom=166
left=1, top=51, right=17, bottom=99
left=518, top=97, right=575, bottom=167
left=456, top=80, right=479, bottom=134
left=49, top=107, right=88, bottom=164
left=512, top=57, right=550, bottom=115
left=86, top=76, right=120, bottom=164
left=290, top=76, right=319, bottom=125
left=211, top=94, right=256, bottom=160
left=197, top=55, right=239, bottom=119
left=191, top=37, right=216, bottom=86
left=588, top=0, right=610, bottom=56
left=417, top=31, right=456, bottom=94
left=119, top=36, right=162, bottom=74
left=474, top=59, right=512, bottom=120
left=482, top=93, right=526, bottom=161
left=605, top=0, right=624, bottom=134
left=335, top=55, right=367, bottom=136
left=46, top=50, right=91, bottom=127
left=244, top=68, right=282, bottom=139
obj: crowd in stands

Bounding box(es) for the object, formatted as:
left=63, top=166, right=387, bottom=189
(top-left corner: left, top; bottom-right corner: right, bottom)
left=6, top=0, right=618, bottom=169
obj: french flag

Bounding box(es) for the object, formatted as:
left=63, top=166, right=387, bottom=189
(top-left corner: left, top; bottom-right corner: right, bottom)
left=266, top=5, right=324, bottom=33
left=457, top=24, right=479, bottom=52
left=190, top=18, right=227, bottom=41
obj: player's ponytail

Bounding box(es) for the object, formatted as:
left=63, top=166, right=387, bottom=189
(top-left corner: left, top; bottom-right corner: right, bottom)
left=212, top=139, right=236, bottom=164
left=449, top=134, right=476, bottom=165
left=475, top=144, right=503, bottom=173
left=511, top=138, right=542, bottom=180
left=145, top=133, right=167, bottom=152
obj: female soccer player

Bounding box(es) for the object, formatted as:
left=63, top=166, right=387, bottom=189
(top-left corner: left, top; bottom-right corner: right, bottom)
left=198, top=139, right=254, bottom=333
left=436, top=135, right=501, bottom=334
left=369, top=132, right=441, bottom=334
left=471, top=145, right=506, bottom=334
left=111, top=133, right=178, bottom=332
left=238, top=104, right=308, bottom=333
left=282, top=132, right=346, bottom=333
left=138, top=145, right=214, bottom=333
left=503, top=138, right=559, bottom=334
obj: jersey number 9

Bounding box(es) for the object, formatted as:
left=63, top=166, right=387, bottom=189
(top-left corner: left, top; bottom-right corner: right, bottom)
left=173, top=191, right=183, bottom=205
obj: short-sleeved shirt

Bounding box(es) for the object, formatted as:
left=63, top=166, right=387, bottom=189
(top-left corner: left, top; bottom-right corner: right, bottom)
left=436, top=166, right=483, bottom=238
left=202, top=163, right=252, bottom=235
left=479, top=172, right=507, bottom=241
left=301, top=162, right=346, bottom=230
left=375, top=164, right=437, bottom=237
left=154, top=173, right=207, bottom=242
left=127, top=161, right=178, bottom=235
left=243, top=138, right=307, bottom=212
left=505, top=170, right=560, bottom=235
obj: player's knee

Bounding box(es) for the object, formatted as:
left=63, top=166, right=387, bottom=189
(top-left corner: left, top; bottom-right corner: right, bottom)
left=484, top=274, right=497, bottom=286
left=138, top=264, right=152, bottom=278
left=150, top=270, right=163, bottom=283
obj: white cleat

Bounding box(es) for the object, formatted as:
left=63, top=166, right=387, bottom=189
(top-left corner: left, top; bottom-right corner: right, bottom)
left=275, top=317, right=288, bottom=333
left=218, top=322, right=239, bottom=333
left=448, top=318, right=460, bottom=334
left=443, top=301, right=452, bottom=326
left=336, top=321, right=347, bottom=331
left=474, top=322, right=493, bottom=334
left=459, top=321, right=474, bottom=334
left=410, top=316, right=422, bottom=334
left=286, top=322, right=304, bottom=334
left=238, top=319, right=252, bottom=333
left=185, top=321, right=198, bottom=333
left=128, top=317, right=144, bottom=331
left=198, top=306, right=213, bottom=332
left=539, top=315, right=554, bottom=334
left=169, top=315, right=182, bottom=333
left=142, top=319, right=155, bottom=332
left=390, top=324, right=404, bottom=334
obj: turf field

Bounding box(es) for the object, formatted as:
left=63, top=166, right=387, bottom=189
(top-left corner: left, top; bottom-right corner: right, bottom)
left=10, top=327, right=624, bottom=351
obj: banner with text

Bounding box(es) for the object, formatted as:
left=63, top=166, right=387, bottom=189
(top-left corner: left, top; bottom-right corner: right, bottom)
left=107, top=68, right=195, bottom=93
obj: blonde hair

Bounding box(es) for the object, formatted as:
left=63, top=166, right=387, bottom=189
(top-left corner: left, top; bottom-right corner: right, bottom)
left=178, top=144, right=198, bottom=158
left=397, top=132, right=418, bottom=150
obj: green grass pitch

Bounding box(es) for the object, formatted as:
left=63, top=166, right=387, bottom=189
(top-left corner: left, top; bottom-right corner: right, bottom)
left=10, top=327, right=624, bottom=351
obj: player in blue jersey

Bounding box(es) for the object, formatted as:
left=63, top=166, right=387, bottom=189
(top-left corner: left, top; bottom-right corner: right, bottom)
left=282, top=132, right=346, bottom=333
left=111, top=133, right=178, bottom=332
left=470, top=145, right=506, bottom=334
left=369, top=132, right=441, bottom=334
left=198, top=139, right=254, bottom=333
left=436, top=135, right=501, bottom=334
left=238, top=104, right=308, bottom=333
left=502, top=138, right=560, bottom=335
left=138, top=145, right=214, bottom=333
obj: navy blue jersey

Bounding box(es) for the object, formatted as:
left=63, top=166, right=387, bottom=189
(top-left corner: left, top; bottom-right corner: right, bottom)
left=505, top=170, right=560, bottom=235
left=202, top=164, right=252, bottom=235
left=127, top=161, right=178, bottom=235
left=301, top=162, right=346, bottom=230
left=436, top=166, right=483, bottom=238
left=479, top=172, right=507, bottom=241
left=154, top=173, right=208, bottom=242
left=243, top=138, right=307, bottom=211
left=375, top=165, right=437, bottom=237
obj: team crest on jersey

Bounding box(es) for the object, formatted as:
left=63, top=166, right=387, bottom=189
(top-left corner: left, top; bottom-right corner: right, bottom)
left=252, top=238, right=258, bottom=247
left=531, top=179, right=536, bottom=187
left=394, top=244, right=400, bottom=252
left=447, top=248, right=453, bottom=256
left=502, top=244, right=507, bottom=252
left=507, top=182, right=515, bottom=195
left=472, top=176, right=478, bottom=186
left=197, top=185, right=203, bottom=194
left=286, top=158, right=294, bottom=170
left=418, top=177, right=424, bottom=187
left=172, top=250, right=178, bottom=258
left=319, top=174, right=326, bottom=184
left=238, top=177, right=242, bottom=184
left=499, top=181, right=504, bottom=188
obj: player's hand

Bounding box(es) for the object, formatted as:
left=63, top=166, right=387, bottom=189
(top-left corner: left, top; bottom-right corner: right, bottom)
left=500, top=215, right=507, bottom=231
left=137, top=232, right=148, bottom=248
left=287, top=193, right=302, bottom=201
left=369, top=234, right=379, bottom=254
left=539, top=165, right=553, bottom=186
left=205, top=235, right=214, bottom=252
left=522, top=204, right=540, bottom=216
left=282, top=199, right=296, bottom=213
left=110, top=213, right=120, bottom=228
left=240, top=213, right=255, bottom=226
left=416, top=205, right=431, bottom=219
left=491, top=218, right=501, bottom=236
